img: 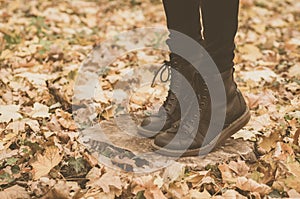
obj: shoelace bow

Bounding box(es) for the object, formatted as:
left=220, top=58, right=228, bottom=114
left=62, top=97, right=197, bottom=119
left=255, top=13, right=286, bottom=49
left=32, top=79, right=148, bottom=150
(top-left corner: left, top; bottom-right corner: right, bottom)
left=151, top=60, right=172, bottom=87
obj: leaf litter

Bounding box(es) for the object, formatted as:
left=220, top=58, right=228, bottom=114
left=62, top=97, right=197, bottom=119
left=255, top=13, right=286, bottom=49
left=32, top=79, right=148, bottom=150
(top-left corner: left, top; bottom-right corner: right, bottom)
left=0, top=0, right=300, bottom=198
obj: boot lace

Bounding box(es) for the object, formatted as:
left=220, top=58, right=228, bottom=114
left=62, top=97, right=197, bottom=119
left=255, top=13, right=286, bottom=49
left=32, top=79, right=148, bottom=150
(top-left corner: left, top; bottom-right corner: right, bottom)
left=151, top=60, right=179, bottom=114
left=151, top=61, right=172, bottom=87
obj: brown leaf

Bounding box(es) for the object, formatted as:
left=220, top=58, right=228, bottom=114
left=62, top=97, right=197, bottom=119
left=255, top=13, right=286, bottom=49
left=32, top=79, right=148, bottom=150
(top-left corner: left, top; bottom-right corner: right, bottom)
left=0, top=185, right=30, bottom=199
left=55, top=109, right=77, bottom=130
left=185, top=189, right=211, bottom=199
left=222, top=189, right=247, bottom=199
left=236, top=177, right=271, bottom=195
left=258, top=131, right=280, bottom=153
left=244, top=90, right=277, bottom=109
left=133, top=175, right=167, bottom=199
left=167, top=182, right=189, bottom=199
left=87, top=170, right=122, bottom=194
left=31, top=146, right=62, bottom=180
left=284, top=175, right=300, bottom=193
left=218, top=163, right=237, bottom=183
left=273, top=142, right=294, bottom=161
left=228, top=160, right=250, bottom=177
left=41, top=181, right=70, bottom=199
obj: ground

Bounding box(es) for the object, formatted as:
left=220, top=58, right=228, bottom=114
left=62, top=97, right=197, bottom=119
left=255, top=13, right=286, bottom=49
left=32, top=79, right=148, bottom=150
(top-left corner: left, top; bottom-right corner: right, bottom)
left=0, top=0, right=300, bottom=198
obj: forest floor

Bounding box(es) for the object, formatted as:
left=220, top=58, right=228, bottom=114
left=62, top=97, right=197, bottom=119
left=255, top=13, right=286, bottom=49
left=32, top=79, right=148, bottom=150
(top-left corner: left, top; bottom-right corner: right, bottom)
left=0, top=0, right=300, bottom=198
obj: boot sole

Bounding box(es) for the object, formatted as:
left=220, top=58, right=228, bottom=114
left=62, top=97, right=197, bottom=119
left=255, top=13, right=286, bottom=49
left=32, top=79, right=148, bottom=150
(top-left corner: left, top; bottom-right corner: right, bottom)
left=151, top=107, right=251, bottom=157
left=137, top=124, right=160, bottom=138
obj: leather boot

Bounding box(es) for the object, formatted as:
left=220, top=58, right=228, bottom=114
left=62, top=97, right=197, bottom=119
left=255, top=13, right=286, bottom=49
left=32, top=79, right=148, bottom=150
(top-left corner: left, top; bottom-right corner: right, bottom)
left=137, top=54, right=196, bottom=138
left=152, top=68, right=251, bottom=156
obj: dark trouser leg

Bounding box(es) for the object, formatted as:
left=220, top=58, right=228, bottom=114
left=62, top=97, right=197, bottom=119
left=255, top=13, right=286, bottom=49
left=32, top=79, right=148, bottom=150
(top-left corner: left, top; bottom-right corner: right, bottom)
left=162, top=0, right=202, bottom=44
left=200, top=0, right=240, bottom=72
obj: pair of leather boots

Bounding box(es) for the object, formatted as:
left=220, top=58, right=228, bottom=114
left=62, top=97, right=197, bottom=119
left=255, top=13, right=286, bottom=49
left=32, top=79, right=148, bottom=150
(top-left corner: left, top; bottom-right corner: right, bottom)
left=137, top=53, right=251, bottom=157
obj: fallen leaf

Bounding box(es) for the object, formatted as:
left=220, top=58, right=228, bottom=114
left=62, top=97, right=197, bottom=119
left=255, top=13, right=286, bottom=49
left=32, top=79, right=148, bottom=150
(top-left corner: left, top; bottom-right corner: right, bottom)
left=15, top=72, right=52, bottom=86
left=273, top=142, right=294, bottom=161
left=232, top=129, right=261, bottom=141
left=133, top=175, right=167, bottom=199
left=163, top=162, right=185, bottom=185
left=187, top=188, right=211, bottom=199
left=222, top=189, right=247, bottom=199
left=42, top=180, right=70, bottom=199
left=55, top=109, right=77, bottom=130
left=236, top=177, right=272, bottom=195
left=239, top=44, right=262, bottom=62
left=87, top=170, right=122, bottom=194
left=258, top=131, right=280, bottom=153
left=0, top=105, right=22, bottom=123
left=0, top=149, right=18, bottom=162
left=244, top=90, right=277, bottom=109
left=218, top=163, right=237, bottom=183
left=241, top=68, right=277, bottom=83
left=31, top=146, right=62, bottom=180
left=30, top=102, right=50, bottom=118
left=228, top=160, right=250, bottom=177
left=284, top=175, right=300, bottom=193
left=0, top=185, right=30, bottom=199
left=287, top=189, right=300, bottom=198
left=6, top=118, right=40, bottom=133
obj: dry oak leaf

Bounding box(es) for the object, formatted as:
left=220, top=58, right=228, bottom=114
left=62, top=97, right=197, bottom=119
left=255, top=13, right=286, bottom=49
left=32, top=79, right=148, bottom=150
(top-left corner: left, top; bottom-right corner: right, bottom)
left=31, top=146, right=62, bottom=180
left=87, top=170, right=123, bottom=194
left=133, top=175, right=167, bottom=199
left=228, top=160, right=250, bottom=177
left=167, top=181, right=189, bottom=199
left=258, top=131, right=280, bottom=153
left=0, top=185, right=30, bottom=199
left=0, top=105, right=22, bottom=123
left=273, top=142, right=294, bottom=161
left=236, top=177, right=271, bottom=195
left=218, top=163, right=237, bottom=183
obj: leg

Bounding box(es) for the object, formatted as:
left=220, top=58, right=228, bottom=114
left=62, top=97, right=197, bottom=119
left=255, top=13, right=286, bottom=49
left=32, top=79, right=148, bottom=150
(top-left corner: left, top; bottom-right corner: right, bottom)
left=138, top=0, right=202, bottom=137
left=163, top=0, right=202, bottom=44
left=153, top=0, right=251, bottom=156
left=200, top=0, right=240, bottom=72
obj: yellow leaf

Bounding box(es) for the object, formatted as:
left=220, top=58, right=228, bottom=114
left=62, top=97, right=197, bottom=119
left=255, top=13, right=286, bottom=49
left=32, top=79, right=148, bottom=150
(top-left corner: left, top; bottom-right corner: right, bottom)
left=31, top=146, right=62, bottom=180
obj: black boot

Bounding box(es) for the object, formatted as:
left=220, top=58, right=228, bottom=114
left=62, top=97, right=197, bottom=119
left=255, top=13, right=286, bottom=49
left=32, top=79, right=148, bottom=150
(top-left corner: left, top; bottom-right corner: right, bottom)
left=152, top=68, right=251, bottom=156
left=137, top=54, right=197, bottom=138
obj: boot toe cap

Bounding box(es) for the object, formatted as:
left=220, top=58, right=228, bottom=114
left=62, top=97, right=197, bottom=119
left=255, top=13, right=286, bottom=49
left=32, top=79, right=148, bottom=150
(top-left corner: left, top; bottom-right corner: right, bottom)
left=140, top=116, right=167, bottom=131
